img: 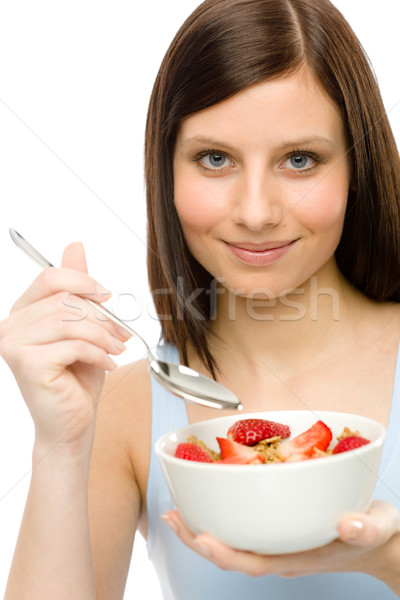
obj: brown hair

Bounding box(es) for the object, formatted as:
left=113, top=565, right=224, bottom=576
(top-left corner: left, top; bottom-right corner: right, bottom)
left=145, top=0, right=400, bottom=375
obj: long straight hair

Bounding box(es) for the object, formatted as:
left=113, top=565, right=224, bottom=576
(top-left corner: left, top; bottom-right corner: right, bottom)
left=145, top=0, right=400, bottom=375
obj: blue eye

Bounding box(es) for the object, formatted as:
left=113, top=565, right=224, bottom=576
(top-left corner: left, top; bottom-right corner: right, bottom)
left=280, top=150, right=325, bottom=175
left=202, top=153, right=228, bottom=168
left=192, top=150, right=234, bottom=174
left=289, top=155, right=309, bottom=169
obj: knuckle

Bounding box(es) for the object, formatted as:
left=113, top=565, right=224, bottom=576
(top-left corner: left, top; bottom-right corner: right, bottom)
left=54, top=290, right=71, bottom=305
left=59, top=293, right=87, bottom=319
left=72, top=339, right=96, bottom=358
left=71, top=339, right=86, bottom=354
left=59, top=308, right=77, bottom=324
left=38, top=266, right=57, bottom=290
left=49, top=312, right=69, bottom=333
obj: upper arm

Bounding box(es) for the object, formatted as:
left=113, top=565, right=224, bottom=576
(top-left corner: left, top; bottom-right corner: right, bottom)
left=88, top=360, right=151, bottom=600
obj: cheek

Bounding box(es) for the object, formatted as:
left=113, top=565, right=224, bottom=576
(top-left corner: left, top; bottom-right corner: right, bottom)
left=174, top=172, right=227, bottom=233
left=295, top=174, right=348, bottom=232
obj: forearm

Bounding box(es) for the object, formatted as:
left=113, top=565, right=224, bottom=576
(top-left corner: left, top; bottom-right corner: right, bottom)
left=378, top=533, right=400, bottom=597
left=376, top=564, right=400, bottom=597
left=5, top=443, right=96, bottom=600
left=360, top=532, right=400, bottom=597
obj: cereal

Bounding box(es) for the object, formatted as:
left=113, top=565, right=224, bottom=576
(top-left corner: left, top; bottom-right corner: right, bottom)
left=188, top=434, right=221, bottom=462
left=177, top=423, right=370, bottom=464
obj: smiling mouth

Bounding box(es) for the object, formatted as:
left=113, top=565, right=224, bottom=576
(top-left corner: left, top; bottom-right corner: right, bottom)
left=224, top=239, right=298, bottom=266
left=227, top=240, right=297, bottom=252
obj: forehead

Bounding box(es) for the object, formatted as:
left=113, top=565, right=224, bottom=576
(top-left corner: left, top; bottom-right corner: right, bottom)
left=177, top=69, right=347, bottom=150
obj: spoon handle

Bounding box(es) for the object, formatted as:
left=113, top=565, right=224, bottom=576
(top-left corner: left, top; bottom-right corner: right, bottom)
left=9, top=228, right=150, bottom=352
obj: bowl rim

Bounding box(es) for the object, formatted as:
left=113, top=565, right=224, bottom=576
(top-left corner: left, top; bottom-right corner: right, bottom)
left=155, top=410, right=386, bottom=471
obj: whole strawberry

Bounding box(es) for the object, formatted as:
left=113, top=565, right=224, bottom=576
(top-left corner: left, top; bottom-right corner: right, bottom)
left=332, top=435, right=370, bottom=454
left=227, top=418, right=290, bottom=446
left=175, top=443, right=213, bottom=462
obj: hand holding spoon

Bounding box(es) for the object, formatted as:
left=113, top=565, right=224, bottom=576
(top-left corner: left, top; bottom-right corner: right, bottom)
left=9, top=229, right=242, bottom=411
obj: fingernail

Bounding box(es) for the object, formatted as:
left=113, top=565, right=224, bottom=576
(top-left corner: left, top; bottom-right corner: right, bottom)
left=112, top=338, right=126, bottom=353
left=113, top=326, right=131, bottom=341
left=193, top=539, right=211, bottom=557
left=106, top=357, right=118, bottom=371
left=345, top=520, right=363, bottom=541
left=96, top=284, right=112, bottom=301
left=162, top=514, right=178, bottom=533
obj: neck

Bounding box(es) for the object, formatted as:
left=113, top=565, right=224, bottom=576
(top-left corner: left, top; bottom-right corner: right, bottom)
left=210, top=259, right=367, bottom=378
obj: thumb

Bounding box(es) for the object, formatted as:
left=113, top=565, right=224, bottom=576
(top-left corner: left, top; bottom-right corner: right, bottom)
left=339, top=500, right=400, bottom=547
left=61, top=241, right=88, bottom=273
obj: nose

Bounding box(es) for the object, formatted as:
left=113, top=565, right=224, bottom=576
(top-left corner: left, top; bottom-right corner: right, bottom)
left=232, top=168, right=283, bottom=232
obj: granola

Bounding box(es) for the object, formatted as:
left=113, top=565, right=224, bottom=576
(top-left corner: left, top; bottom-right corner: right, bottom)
left=183, top=427, right=363, bottom=464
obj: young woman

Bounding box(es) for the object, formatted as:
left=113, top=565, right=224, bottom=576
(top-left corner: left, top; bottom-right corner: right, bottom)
left=1, top=0, right=400, bottom=598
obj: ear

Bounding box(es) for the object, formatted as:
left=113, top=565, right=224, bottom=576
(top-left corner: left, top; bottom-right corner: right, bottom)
left=61, top=241, right=88, bottom=273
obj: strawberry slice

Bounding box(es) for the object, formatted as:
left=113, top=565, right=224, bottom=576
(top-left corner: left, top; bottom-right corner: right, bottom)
left=279, top=420, right=332, bottom=461
left=332, top=435, right=370, bottom=454
left=227, top=418, right=290, bottom=446
left=175, top=443, right=213, bottom=463
left=217, top=437, right=264, bottom=464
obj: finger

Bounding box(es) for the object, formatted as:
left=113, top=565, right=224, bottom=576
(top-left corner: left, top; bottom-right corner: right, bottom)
left=192, top=533, right=272, bottom=576
left=11, top=266, right=111, bottom=313
left=162, top=510, right=272, bottom=576
left=30, top=339, right=118, bottom=374
left=162, top=511, right=230, bottom=570
left=339, top=500, right=400, bottom=547
left=61, top=241, right=88, bottom=273
left=162, top=511, right=216, bottom=561
left=61, top=242, right=112, bottom=306
left=5, top=292, right=130, bottom=342
left=19, top=315, right=127, bottom=357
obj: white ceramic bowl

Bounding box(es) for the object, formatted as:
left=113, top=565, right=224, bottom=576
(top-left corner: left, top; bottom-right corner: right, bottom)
left=155, top=410, right=386, bottom=554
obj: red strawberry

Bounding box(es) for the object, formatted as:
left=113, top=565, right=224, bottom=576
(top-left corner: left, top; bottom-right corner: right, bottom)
left=175, top=443, right=213, bottom=463
left=217, top=437, right=264, bottom=464
left=227, top=418, right=291, bottom=446
left=332, top=435, right=370, bottom=454
left=279, top=420, right=332, bottom=461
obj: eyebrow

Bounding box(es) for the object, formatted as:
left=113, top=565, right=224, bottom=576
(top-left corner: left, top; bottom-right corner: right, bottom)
left=182, top=136, right=336, bottom=152
left=274, top=136, right=336, bottom=150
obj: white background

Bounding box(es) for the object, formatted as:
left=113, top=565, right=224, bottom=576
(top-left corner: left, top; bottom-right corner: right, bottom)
left=0, top=1, right=399, bottom=597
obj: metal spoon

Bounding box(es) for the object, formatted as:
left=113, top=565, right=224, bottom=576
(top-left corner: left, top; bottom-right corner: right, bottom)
left=9, top=229, right=242, bottom=411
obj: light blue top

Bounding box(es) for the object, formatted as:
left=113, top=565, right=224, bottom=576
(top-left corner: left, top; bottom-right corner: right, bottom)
left=146, top=343, right=400, bottom=599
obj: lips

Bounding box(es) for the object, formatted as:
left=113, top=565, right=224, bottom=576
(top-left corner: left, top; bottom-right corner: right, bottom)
left=228, top=240, right=295, bottom=252
left=224, top=239, right=298, bottom=266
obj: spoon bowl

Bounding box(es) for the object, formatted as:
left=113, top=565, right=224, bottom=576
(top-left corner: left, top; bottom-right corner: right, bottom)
left=9, top=228, right=242, bottom=411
